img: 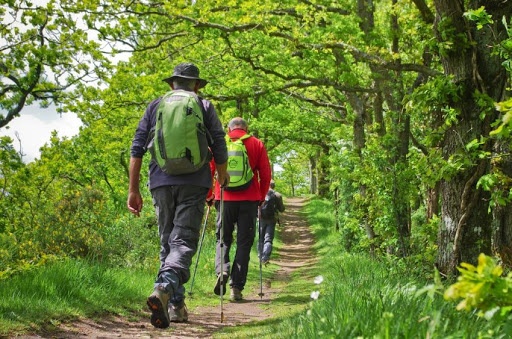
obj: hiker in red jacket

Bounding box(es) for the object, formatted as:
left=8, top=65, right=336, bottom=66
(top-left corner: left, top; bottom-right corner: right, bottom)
left=210, top=117, right=271, bottom=301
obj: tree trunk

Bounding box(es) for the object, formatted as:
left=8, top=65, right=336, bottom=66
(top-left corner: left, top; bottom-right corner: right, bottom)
left=285, top=158, right=295, bottom=197
left=437, top=162, right=491, bottom=275
left=317, top=145, right=330, bottom=197
left=492, top=140, right=512, bottom=267
left=433, top=0, right=510, bottom=275
left=426, top=182, right=440, bottom=220
left=309, top=155, right=318, bottom=195
left=477, top=2, right=512, bottom=269
left=334, top=188, right=340, bottom=232
left=393, top=117, right=412, bottom=257
left=349, top=85, right=376, bottom=255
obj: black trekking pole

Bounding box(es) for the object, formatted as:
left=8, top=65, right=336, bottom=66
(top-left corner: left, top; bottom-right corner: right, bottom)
left=188, top=204, right=210, bottom=297
left=219, top=187, right=225, bottom=323
left=258, top=206, right=264, bottom=299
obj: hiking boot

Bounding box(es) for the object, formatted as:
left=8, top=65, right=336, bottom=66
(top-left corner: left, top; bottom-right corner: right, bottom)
left=146, top=286, right=171, bottom=328
left=214, top=273, right=228, bottom=296
left=169, top=301, right=188, bottom=323
left=230, top=287, right=243, bottom=301
left=261, top=258, right=270, bottom=265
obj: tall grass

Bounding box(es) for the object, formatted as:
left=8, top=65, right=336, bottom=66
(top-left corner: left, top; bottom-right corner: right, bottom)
left=263, top=198, right=510, bottom=339
left=0, top=258, right=153, bottom=335
left=5, top=198, right=508, bottom=338
left=0, top=206, right=277, bottom=336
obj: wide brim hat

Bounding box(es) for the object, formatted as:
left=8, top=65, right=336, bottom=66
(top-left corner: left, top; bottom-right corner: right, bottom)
left=162, top=62, right=208, bottom=89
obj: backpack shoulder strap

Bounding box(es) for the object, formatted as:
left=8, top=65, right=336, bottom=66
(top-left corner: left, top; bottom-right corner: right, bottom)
left=185, top=91, right=214, bottom=146
left=227, top=133, right=251, bottom=142
left=190, top=92, right=206, bottom=111
left=160, top=90, right=202, bottom=109
left=157, top=91, right=174, bottom=107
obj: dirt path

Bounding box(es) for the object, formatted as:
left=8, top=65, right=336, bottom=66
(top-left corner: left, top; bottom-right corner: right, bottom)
left=22, top=197, right=315, bottom=338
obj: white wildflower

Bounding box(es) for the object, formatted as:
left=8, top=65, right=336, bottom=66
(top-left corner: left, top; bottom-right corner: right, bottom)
left=310, top=290, right=320, bottom=300
left=314, top=275, right=324, bottom=284
left=484, top=307, right=500, bottom=320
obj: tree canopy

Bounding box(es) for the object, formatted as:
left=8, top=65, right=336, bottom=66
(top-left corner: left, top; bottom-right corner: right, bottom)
left=1, top=0, right=511, bottom=279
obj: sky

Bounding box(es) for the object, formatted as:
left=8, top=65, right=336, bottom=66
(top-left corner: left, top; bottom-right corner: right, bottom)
left=0, top=0, right=129, bottom=164
left=0, top=104, right=82, bottom=163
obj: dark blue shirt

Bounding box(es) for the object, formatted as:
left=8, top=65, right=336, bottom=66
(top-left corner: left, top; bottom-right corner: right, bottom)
left=130, top=90, right=228, bottom=190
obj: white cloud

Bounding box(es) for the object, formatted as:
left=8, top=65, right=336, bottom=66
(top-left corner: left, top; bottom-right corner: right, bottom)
left=0, top=105, right=82, bottom=163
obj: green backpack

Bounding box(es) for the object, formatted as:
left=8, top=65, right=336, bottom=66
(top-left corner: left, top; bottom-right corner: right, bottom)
left=149, top=90, right=211, bottom=175
left=226, top=134, right=254, bottom=191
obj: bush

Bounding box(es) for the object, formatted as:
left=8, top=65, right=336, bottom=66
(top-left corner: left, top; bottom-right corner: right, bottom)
left=444, top=253, right=512, bottom=320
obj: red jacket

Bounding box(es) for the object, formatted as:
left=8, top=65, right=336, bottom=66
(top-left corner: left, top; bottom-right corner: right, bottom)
left=211, top=129, right=271, bottom=202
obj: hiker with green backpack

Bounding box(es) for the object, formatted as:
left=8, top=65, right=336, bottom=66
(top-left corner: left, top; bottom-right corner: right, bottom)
left=127, top=62, right=229, bottom=329
left=210, top=117, right=271, bottom=302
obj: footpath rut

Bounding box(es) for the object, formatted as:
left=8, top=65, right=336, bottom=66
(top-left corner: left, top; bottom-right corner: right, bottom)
left=21, top=197, right=315, bottom=339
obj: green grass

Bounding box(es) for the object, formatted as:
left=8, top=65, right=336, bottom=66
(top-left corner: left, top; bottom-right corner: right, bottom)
left=0, top=258, right=153, bottom=336
left=3, top=198, right=510, bottom=338
left=0, top=213, right=280, bottom=337
left=267, top=254, right=511, bottom=339
left=241, top=198, right=511, bottom=339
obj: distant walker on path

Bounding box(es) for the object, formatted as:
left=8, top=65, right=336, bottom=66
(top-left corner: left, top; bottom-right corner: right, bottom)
left=259, top=180, right=285, bottom=264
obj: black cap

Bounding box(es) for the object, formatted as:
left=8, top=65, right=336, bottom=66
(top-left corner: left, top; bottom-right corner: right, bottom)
left=162, top=62, right=208, bottom=89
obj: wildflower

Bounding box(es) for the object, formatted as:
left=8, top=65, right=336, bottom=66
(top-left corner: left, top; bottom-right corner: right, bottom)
left=314, top=275, right=324, bottom=284
left=310, top=290, right=320, bottom=300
